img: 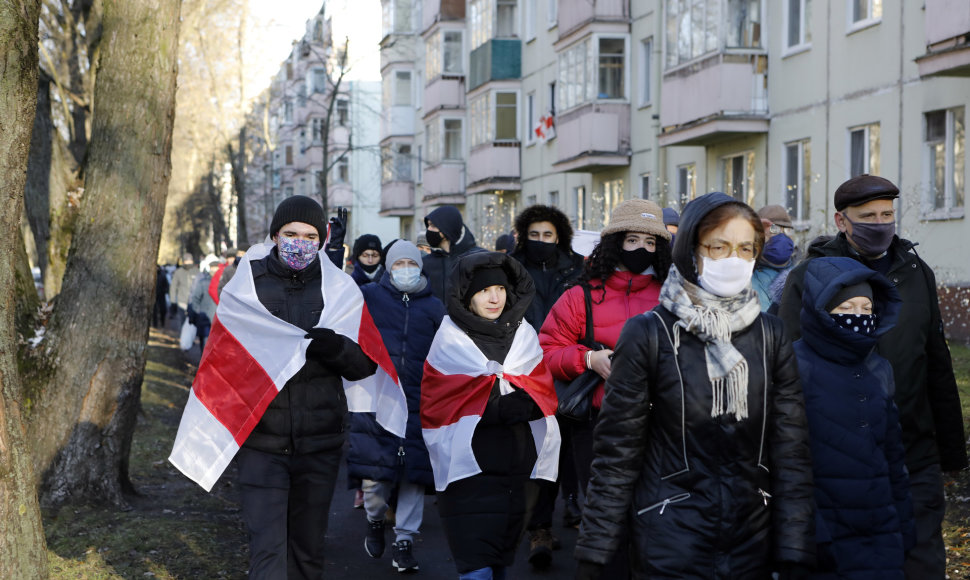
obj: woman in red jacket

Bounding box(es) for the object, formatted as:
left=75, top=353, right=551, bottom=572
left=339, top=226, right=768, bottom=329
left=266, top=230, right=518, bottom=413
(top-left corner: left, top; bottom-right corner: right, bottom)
left=539, top=199, right=672, bottom=493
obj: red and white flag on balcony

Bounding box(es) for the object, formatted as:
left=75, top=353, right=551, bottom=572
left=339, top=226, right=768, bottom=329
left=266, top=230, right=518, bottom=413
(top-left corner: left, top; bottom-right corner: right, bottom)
left=169, top=242, right=407, bottom=491
left=534, top=112, right=556, bottom=143
left=420, top=316, right=560, bottom=491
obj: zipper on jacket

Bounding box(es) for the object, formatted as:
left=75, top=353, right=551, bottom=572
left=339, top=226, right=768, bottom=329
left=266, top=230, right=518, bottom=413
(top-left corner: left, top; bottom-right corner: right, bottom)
left=400, top=293, right=410, bottom=367
left=637, top=492, right=691, bottom=516
left=398, top=445, right=405, bottom=465
left=757, top=488, right=771, bottom=506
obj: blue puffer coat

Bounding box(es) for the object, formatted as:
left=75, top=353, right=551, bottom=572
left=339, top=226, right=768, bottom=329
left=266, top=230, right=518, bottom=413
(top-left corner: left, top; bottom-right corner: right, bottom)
left=794, top=257, right=915, bottom=579
left=346, top=271, right=445, bottom=488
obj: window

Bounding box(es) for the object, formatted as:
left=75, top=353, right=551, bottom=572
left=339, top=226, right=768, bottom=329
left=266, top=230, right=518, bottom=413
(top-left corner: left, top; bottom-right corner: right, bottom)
left=549, top=190, right=559, bottom=207
left=426, top=122, right=438, bottom=163
left=526, top=194, right=537, bottom=206
left=639, top=38, right=652, bottom=107
left=314, top=170, right=324, bottom=194
left=297, top=84, right=307, bottom=108
left=640, top=173, right=651, bottom=199
left=575, top=185, right=586, bottom=229
left=598, top=38, right=625, bottom=99
left=336, top=99, right=349, bottom=126
left=725, top=0, right=762, bottom=49
left=677, top=163, right=696, bottom=206
left=548, top=81, right=556, bottom=115
left=592, top=180, right=624, bottom=229
left=417, top=145, right=423, bottom=182
left=427, top=30, right=464, bottom=79
left=312, top=68, right=327, bottom=93
left=496, top=92, right=517, bottom=140
left=444, top=119, right=463, bottom=159
left=285, top=145, right=293, bottom=166
left=496, top=0, right=516, bottom=38
left=849, top=123, right=880, bottom=178
left=299, top=129, right=307, bottom=152
left=311, top=118, right=325, bottom=142
left=285, top=186, right=294, bottom=197
left=665, top=0, right=720, bottom=68
left=394, top=71, right=412, bottom=106
left=559, top=36, right=628, bottom=109
left=785, top=0, right=811, bottom=50
left=272, top=169, right=282, bottom=189
left=469, top=0, right=493, bottom=50
left=335, top=158, right=349, bottom=183
left=547, top=0, right=557, bottom=27
left=382, top=0, right=412, bottom=35
left=284, top=101, right=293, bottom=124
left=396, top=144, right=412, bottom=181
left=850, top=0, right=881, bottom=26
left=526, top=92, right=536, bottom=144
left=722, top=152, right=755, bottom=205
left=525, top=0, right=536, bottom=40
left=313, top=20, right=324, bottom=42
left=924, top=108, right=965, bottom=215
left=299, top=176, right=307, bottom=197
left=784, top=140, right=812, bottom=222
left=559, top=39, right=591, bottom=111
left=470, top=94, right=489, bottom=147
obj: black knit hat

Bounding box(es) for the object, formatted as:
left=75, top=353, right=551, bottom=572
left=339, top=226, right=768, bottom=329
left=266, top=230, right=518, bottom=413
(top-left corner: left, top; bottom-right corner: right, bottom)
left=825, top=281, right=873, bottom=312
left=353, top=234, right=383, bottom=260
left=463, top=266, right=509, bottom=307
left=270, top=196, right=327, bottom=239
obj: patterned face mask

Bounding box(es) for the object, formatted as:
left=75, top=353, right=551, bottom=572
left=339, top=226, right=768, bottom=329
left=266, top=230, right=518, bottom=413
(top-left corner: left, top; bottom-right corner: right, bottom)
left=277, top=236, right=319, bottom=270
left=830, top=313, right=876, bottom=336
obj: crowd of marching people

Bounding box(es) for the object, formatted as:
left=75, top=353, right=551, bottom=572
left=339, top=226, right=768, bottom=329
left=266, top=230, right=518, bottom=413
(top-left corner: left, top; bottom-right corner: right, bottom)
left=166, top=173, right=967, bottom=580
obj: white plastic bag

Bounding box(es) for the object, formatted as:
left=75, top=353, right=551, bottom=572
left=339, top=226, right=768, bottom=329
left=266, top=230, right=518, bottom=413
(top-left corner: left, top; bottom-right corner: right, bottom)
left=179, top=318, right=197, bottom=351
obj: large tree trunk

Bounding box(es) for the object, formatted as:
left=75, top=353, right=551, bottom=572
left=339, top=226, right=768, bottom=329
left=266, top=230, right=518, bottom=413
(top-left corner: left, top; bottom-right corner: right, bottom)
left=27, top=0, right=181, bottom=508
left=0, top=0, right=48, bottom=577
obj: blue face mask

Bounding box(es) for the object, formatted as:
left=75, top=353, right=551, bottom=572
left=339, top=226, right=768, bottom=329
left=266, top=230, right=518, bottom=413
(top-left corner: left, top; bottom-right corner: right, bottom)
left=761, top=234, right=794, bottom=266
left=390, top=267, right=422, bottom=293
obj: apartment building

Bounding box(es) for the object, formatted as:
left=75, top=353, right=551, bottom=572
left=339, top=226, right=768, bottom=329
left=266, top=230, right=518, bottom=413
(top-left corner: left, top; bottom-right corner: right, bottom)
left=246, top=7, right=397, bottom=245
left=378, top=1, right=969, bottom=335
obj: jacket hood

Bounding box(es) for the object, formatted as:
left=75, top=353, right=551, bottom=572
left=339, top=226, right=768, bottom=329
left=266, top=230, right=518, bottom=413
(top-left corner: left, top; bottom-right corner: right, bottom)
left=799, top=256, right=901, bottom=364
left=424, top=206, right=465, bottom=243
left=513, top=204, right=574, bottom=254
left=671, top=192, right=742, bottom=285
left=447, top=251, right=535, bottom=342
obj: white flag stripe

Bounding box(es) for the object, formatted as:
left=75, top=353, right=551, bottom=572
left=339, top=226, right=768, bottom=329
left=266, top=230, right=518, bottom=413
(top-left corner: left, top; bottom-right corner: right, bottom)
left=426, top=317, right=543, bottom=377
left=423, top=416, right=483, bottom=491
left=168, top=391, right=240, bottom=492
left=530, top=416, right=561, bottom=482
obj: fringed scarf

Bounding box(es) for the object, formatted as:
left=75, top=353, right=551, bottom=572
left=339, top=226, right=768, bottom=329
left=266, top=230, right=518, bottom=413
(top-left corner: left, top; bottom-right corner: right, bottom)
left=658, top=265, right=761, bottom=420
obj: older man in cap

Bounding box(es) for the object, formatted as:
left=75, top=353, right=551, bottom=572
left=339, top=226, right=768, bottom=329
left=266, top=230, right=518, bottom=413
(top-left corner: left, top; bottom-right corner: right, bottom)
left=779, top=174, right=967, bottom=579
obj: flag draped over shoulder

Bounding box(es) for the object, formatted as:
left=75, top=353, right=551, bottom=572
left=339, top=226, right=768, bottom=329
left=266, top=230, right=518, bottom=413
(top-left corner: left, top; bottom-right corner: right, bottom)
left=169, top=243, right=407, bottom=491
left=421, top=316, right=560, bottom=491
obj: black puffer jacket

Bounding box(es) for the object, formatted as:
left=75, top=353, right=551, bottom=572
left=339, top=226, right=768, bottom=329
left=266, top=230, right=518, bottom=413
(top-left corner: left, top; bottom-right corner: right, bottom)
left=510, top=247, right=585, bottom=333
left=779, top=233, right=968, bottom=473
left=243, top=251, right=377, bottom=455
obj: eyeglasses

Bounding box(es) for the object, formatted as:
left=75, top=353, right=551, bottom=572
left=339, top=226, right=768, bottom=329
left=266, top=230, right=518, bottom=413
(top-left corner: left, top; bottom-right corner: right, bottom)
left=767, top=224, right=788, bottom=235
left=699, top=241, right=757, bottom=261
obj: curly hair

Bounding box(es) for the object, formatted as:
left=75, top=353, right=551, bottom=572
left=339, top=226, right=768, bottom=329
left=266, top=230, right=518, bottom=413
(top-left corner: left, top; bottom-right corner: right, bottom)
left=513, top=204, right=574, bottom=254
left=576, top=232, right=673, bottom=303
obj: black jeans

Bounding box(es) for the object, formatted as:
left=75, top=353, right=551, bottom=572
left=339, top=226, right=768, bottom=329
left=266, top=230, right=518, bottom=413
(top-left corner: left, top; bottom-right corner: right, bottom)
left=236, top=446, right=342, bottom=580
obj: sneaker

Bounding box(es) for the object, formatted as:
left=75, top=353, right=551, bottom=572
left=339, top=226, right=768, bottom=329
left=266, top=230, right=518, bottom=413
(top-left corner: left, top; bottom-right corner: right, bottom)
left=391, top=539, right=420, bottom=573
left=353, top=489, right=365, bottom=509
left=563, top=494, right=581, bottom=528
left=528, top=528, right=554, bottom=569
left=365, top=519, right=386, bottom=558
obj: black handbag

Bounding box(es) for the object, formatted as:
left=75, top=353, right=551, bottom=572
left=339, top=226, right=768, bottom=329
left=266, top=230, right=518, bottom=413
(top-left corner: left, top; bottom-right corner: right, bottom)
left=555, top=284, right=604, bottom=421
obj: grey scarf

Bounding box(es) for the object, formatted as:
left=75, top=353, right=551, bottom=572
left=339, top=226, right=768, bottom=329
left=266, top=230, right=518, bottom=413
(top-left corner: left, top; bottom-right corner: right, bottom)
left=659, top=265, right=761, bottom=420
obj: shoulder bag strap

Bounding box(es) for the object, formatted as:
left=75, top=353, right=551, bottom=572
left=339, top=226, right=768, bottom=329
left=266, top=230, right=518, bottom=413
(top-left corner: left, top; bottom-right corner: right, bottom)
left=581, top=283, right=595, bottom=348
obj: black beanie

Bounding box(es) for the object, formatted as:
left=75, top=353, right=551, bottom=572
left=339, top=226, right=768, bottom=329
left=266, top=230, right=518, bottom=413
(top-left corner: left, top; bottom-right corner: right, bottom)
left=826, top=281, right=873, bottom=311
left=353, top=234, right=383, bottom=260
left=463, top=266, right=509, bottom=306
left=270, top=196, right=327, bottom=239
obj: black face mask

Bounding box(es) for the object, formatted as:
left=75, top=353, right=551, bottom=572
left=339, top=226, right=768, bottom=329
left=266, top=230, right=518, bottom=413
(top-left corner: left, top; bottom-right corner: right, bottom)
left=831, top=313, right=877, bottom=336
left=524, top=240, right=558, bottom=264
left=426, top=229, right=444, bottom=248
left=359, top=261, right=380, bottom=274
left=620, top=248, right=656, bottom=274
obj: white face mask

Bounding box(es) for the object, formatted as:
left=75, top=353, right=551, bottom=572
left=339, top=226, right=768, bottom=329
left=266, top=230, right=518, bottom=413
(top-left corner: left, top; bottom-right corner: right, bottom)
left=390, top=267, right=422, bottom=293
left=698, top=256, right=755, bottom=297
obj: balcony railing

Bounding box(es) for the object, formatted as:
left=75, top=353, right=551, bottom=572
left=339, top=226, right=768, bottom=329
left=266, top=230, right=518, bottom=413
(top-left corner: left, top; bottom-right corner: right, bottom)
left=380, top=181, right=415, bottom=216
left=553, top=102, right=631, bottom=172
left=421, top=161, right=466, bottom=203
left=467, top=143, right=520, bottom=193
left=916, top=0, right=970, bottom=77
left=557, top=0, right=628, bottom=39
left=423, top=75, right=465, bottom=114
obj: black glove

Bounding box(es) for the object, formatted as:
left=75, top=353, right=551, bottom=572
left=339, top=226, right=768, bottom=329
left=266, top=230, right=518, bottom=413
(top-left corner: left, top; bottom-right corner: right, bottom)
left=327, top=207, right=347, bottom=249
left=776, top=562, right=812, bottom=580
left=575, top=560, right=603, bottom=580
left=186, top=306, right=197, bottom=325
left=498, top=388, right=539, bottom=424
left=305, top=328, right=344, bottom=360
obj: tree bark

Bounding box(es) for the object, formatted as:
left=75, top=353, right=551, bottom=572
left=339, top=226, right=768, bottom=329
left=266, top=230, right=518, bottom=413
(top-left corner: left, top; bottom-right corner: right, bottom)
left=27, top=0, right=182, bottom=508
left=0, top=0, right=49, bottom=576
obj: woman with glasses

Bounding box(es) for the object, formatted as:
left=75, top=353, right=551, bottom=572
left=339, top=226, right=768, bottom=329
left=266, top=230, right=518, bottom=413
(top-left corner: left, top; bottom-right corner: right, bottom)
left=573, top=192, right=815, bottom=580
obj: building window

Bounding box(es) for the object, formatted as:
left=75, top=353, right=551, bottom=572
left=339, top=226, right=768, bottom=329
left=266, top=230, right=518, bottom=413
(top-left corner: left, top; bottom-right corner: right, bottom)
left=526, top=194, right=537, bottom=206
left=313, top=20, right=324, bottom=42
left=272, top=169, right=281, bottom=189
left=298, top=84, right=307, bottom=108
left=575, top=185, right=586, bottom=229
left=284, top=101, right=293, bottom=124
left=425, top=122, right=439, bottom=163
left=598, top=38, right=625, bottom=99
left=496, top=0, right=516, bottom=38
left=336, top=99, right=349, bottom=126
left=559, top=39, right=590, bottom=111
left=560, top=36, right=628, bottom=109
left=394, top=71, right=412, bottom=106
left=547, top=0, right=557, bottom=27
left=549, top=190, right=559, bottom=206
left=469, top=0, right=493, bottom=50
left=849, top=123, right=880, bottom=177
left=396, top=144, right=412, bottom=181
left=723, top=152, right=755, bottom=205
left=665, top=0, right=720, bottom=68
left=312, top=118, right=324, bottom=142
left=548, top=81, right=556, bottom=115
left=312, top=68, right=327, bottom=93
left=525, top=0, right=536, bottom=41
left=285, top=145, right=293, bottom=166
left=470, top=94, right=488, bottom=147
left=417, top=145, right=423, bottom=182
left=784, top=140, right=812, bottom=223
left=314, top=171, right=324, bottom=195
left=285, top=186, right=294, bottom=197
left=299, top=176, right=307, bottom=197
left=850, top=0, right=881, bottom=26
left=924, top=107, right=965, bottom=215
left=444, top=119, right=463, bottom=159
left=785, top=0, right=811, bottom=50
left=677, top=163, right=696, bottom=207
left=592, top=179, right=624, bottom=229
left=725, top=0, right=762, bottom=49
left=335, top=157, right=350, bottom=183
left=496, top=92, right=517, bottom=141
left=526, top=92, right=536, bottom=144
left=640, top=173, right=650, bottom=199
left=383, top=0, right=412, bottom=35
left=639, top=38, right=652, bottom=107
left=427, top=30, right=464, bottom=79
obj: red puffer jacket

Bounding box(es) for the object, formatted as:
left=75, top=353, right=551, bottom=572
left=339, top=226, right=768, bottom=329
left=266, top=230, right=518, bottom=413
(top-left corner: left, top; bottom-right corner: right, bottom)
left=539, top=270, right=661, bottom=408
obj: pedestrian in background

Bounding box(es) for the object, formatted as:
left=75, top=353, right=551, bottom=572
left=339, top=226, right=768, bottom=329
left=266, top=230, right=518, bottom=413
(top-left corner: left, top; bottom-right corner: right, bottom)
left=169, top=253, right=196, bottom=330
left=752, top=204, right=796, bottom=311
left=188, top=254, right=221, bottom=352
left=422, top=205, right=486, bottom=302
left=351, top=234, right=384, bottom=286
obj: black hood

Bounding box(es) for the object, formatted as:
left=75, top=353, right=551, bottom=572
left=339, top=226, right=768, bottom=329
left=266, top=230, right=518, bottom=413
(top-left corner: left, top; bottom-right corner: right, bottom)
left=671, top=192, right=744, bottom=285
left=424, top=206, right=465, bottom=244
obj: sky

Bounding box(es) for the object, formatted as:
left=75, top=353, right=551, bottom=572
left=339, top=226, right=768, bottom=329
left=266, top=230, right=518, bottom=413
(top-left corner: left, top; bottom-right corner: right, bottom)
left=246, top=0, right=382, bottom=96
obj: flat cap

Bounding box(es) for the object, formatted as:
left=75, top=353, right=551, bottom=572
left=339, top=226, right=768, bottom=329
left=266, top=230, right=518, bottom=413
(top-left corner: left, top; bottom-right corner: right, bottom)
left=834, top=174, right=899, bottom=211
left=757, top=205, right=793, bottom=228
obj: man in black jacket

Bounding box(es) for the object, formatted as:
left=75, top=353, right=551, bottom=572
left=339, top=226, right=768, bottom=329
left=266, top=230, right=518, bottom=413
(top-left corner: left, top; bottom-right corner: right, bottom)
left=779, top=175, right=968, bottom=579
left=422, top=205, right=485, bottom=301
left=238, top=195, right=378, bottom=580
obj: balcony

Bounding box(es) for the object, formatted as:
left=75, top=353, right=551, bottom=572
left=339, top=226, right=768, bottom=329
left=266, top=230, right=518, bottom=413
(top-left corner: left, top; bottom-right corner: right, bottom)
left=466, top=143, right=520, bottom=194
left=421, top=161, right=466, bottom=204
left=469, top=39, right=521, bottom=91
left=557, top=0, right=628, bottom=40
left=421, top=0, right=465, bottom=33
left=424, top=75, right=465, bottom=114
left=382, top=105, right=416, bottom=139
left=553, top=102, right=631, bottom=172
left=916, top=0, right=970, bottom=77
left=380, top=181, right=415, bottom=216
left=658, top=54, right=769, bottom=147
left=326, top=183, right=353, bottom=209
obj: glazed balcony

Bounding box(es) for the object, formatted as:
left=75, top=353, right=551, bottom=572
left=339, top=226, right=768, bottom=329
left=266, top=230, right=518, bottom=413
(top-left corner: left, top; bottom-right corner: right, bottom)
left=553, top=102, right=631, bottom=172
left=468, top=39, right=521, bottom=91
left=421, top=161, right=466, bottom=204
left=380, top=181, right=415, bottom=216
left=424, top=75, right=465, bottom=114
left=916, top=0, right=970, bottom=77
left=421, top=0, right=465, bottom=33
left=557, top=0, right=628, bottom=39
left=466, top=143, right=520, bottom=194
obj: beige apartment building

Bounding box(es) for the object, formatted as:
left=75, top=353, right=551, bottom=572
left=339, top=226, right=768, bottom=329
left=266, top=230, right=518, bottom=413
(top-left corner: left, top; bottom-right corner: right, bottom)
left=379, top=0, right=969, bottom=335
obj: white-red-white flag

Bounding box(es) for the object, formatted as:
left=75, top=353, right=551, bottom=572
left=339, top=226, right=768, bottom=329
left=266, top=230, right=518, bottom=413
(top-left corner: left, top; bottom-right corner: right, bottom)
left=169, top=242, right=407, bottom=491
left=534, top=112, right=556, bottom=144
left=420, top=316, right=560, bottom=491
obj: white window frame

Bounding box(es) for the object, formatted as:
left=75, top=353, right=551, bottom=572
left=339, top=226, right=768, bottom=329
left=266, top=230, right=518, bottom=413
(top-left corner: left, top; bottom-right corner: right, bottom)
left=848, top=123, right=880, bottom=178
left=496, top=0, right=517, bottom=38
left=393, top=70, right=413, bottom=106
left=525, top=0, right=536, bottom=41
left=312, top=68, right=327, bottom=93
left=334, top=157, right=350, bottom=183
left=494, top=90, right=519, bottom=142
left=469, top=0, right=493, bottom=50
left=444, top=30, right=463, bottom=75
left=783, top=0, right=812, bottom=54
left=443, top=118, right=464, bottom=160
left=546, top=0, right=557, bottom=28
left=639, top=37, right=652, bottom=107
left=923, top=107, right=965, bottom=219
left=597, top=36, right=628, bottom=101
left=558, top=35, right=629, bottom=111
left=677, top=163, right=696, bottom=206
left=526, top=91, right=537, bottom=145
left=783, top=139, right=812, bottom=224
left=848, top=0, right=881, bottom=32
left=640, top=172, right=651, bottom=199
left=721, top=151, right=756, bottom=206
